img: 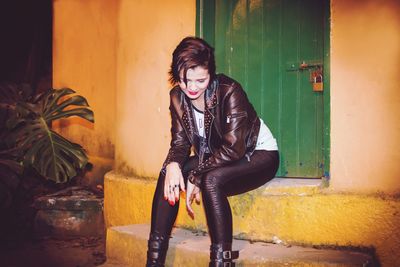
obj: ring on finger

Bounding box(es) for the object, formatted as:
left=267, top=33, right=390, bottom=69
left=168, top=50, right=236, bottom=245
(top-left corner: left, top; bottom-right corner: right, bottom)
left=169, top=185, right=178, bottom=191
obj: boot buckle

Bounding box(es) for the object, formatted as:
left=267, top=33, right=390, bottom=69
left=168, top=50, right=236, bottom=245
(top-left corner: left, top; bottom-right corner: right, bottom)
left=223, top=251, right=232, bottom=259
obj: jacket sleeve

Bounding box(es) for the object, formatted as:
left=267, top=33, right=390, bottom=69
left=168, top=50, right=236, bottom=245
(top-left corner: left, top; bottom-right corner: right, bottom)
left=188, top=83, right=250, bottom=186
left=161, top=92, right=191, bottom=174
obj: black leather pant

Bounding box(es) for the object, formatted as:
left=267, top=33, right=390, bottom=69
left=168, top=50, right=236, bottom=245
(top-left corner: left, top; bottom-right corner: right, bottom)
left=150, top=150, right=279, bottom=244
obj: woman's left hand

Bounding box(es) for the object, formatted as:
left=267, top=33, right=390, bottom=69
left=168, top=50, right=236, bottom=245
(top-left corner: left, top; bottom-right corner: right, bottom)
left=186, top=180, right=201, bottom=219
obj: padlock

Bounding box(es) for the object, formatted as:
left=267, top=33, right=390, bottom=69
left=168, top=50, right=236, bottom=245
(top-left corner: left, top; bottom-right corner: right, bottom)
left=312, top=74, right=323, bottom=92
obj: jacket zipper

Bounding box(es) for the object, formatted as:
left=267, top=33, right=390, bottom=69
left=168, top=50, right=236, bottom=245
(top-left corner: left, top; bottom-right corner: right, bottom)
left=226, top=111, right=248, bottom=123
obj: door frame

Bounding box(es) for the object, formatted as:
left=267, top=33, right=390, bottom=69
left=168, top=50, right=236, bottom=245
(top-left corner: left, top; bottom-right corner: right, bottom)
left=196, top=0, right=331, bottom=179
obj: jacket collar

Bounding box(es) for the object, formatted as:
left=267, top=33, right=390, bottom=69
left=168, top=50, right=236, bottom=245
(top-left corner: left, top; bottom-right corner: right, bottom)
left=205, top=77, right=219, bottom=110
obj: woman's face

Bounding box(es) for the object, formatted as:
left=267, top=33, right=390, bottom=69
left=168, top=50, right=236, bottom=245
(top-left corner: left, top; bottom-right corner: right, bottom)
left=179, top=66, right=210, bottom=101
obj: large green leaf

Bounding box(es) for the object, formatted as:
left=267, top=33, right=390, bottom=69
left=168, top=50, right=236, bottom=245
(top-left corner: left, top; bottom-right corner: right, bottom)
left=7, top=87, right=94, bottom=183
left=22, top=120, right=87, bottom=183
left=40, top=88, right=94, bottom=124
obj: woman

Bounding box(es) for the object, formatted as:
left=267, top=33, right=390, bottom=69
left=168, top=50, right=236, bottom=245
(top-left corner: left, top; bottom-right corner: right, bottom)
left=146, top=37, right=279, bottom=267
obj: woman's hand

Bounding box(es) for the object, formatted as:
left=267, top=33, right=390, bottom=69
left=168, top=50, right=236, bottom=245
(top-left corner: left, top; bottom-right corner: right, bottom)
left=164, top=162, right=185, bottom=206
left=186, top=180, right=201, bottom=219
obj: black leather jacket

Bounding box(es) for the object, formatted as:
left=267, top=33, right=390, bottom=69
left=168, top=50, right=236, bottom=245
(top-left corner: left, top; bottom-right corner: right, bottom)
left=162, top=74, right=260, bottom=186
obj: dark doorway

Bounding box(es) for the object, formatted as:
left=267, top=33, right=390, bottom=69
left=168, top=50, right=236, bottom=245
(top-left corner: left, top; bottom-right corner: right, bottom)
left=0, top=0, right=52, bottom=93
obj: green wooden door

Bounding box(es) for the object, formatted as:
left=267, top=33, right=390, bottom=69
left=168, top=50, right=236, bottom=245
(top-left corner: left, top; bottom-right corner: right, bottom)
left=197, top=0, right=328, bottom=178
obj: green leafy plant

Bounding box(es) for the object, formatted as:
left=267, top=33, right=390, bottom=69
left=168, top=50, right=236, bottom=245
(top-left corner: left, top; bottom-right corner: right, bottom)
left=0, top=83, right=32, bottom=210
left=1, top=83, right=94, bottom=183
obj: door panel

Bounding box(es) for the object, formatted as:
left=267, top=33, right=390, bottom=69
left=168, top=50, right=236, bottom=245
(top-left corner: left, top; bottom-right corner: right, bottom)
left=203, top=0, right=325, bottom=177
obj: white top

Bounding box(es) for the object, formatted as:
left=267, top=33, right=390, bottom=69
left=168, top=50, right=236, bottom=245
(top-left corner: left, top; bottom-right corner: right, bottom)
left=256, top=118, right=278, bottom=151
left=193, top=108, right=205, bottom=137
left=193, top=108, right=278, bottom=151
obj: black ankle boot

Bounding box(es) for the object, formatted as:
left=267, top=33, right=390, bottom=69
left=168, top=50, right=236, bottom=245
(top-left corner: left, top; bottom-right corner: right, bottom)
left=209, top=243, right=239, bottom=267
left=146, top=233, right=169, bottom=267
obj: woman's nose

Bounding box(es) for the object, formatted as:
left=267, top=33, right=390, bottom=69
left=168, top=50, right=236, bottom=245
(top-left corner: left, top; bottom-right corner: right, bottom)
left=188, top=82, right=196, bottom=91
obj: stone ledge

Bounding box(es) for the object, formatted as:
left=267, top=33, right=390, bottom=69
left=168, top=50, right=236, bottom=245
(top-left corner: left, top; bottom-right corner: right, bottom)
left=34, top=187, right=103, bottom=211
left=104, top=171, right=400, bottom=266
left=263, top=177, right=323, bottom=196
left=105, top=224, right=373, bottom=266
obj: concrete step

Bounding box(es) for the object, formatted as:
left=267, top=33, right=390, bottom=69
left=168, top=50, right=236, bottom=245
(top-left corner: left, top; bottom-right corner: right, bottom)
left=104, top=172, right=400, bottom=266
left=105, top=224, right=373, bottom=267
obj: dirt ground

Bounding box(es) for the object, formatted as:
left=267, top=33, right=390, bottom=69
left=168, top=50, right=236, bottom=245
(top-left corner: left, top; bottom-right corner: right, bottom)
left=0, top=236, right=106, bottom=267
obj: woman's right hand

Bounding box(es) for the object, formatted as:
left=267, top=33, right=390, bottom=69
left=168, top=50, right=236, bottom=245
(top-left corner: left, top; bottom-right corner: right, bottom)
left=164, top=162, right=185, bottom=206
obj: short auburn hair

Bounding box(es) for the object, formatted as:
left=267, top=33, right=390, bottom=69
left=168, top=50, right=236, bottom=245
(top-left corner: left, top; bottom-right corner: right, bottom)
left=169, top=36, right=216, bottom=85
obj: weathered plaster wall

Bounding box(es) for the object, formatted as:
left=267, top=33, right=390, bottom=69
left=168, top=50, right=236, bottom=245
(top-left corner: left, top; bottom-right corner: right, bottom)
left=53, top=0, right=195, bottom=183
left=115, top=0, right=196, bottom=178
left=330, top=0, right=400, bottom=193
left=53, top=0, right=117, bottom=185
left=53, top=1, right=400, bottom=264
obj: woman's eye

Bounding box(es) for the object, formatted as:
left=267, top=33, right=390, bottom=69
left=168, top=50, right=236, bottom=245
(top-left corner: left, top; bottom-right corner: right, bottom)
left=197, top=80, right=205, bottom=83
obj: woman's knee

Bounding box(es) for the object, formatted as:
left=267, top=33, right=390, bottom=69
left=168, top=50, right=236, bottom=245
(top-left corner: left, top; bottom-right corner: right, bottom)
left=201, top=171, right=223, bottom=192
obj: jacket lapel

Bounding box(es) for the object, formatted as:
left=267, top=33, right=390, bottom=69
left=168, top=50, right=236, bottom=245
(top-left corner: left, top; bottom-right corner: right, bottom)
left=204, top=78, right=219, bottom=143
left=181, top=95, right=195, bottom=144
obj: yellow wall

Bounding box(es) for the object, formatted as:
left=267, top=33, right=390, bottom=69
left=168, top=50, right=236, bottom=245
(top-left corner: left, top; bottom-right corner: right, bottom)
left=51, top=0, right=400, bottom=265
left=115, top=0, right=196, bottom=178
left=53, top=0, right=118, bottom=185
left=52, top=0, right=400, bottom=194
left=53, top=0, right=195, bottom=184
left=110, top=0, right=400, bottom=193
left=330, top=0, right=400, bottom=194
